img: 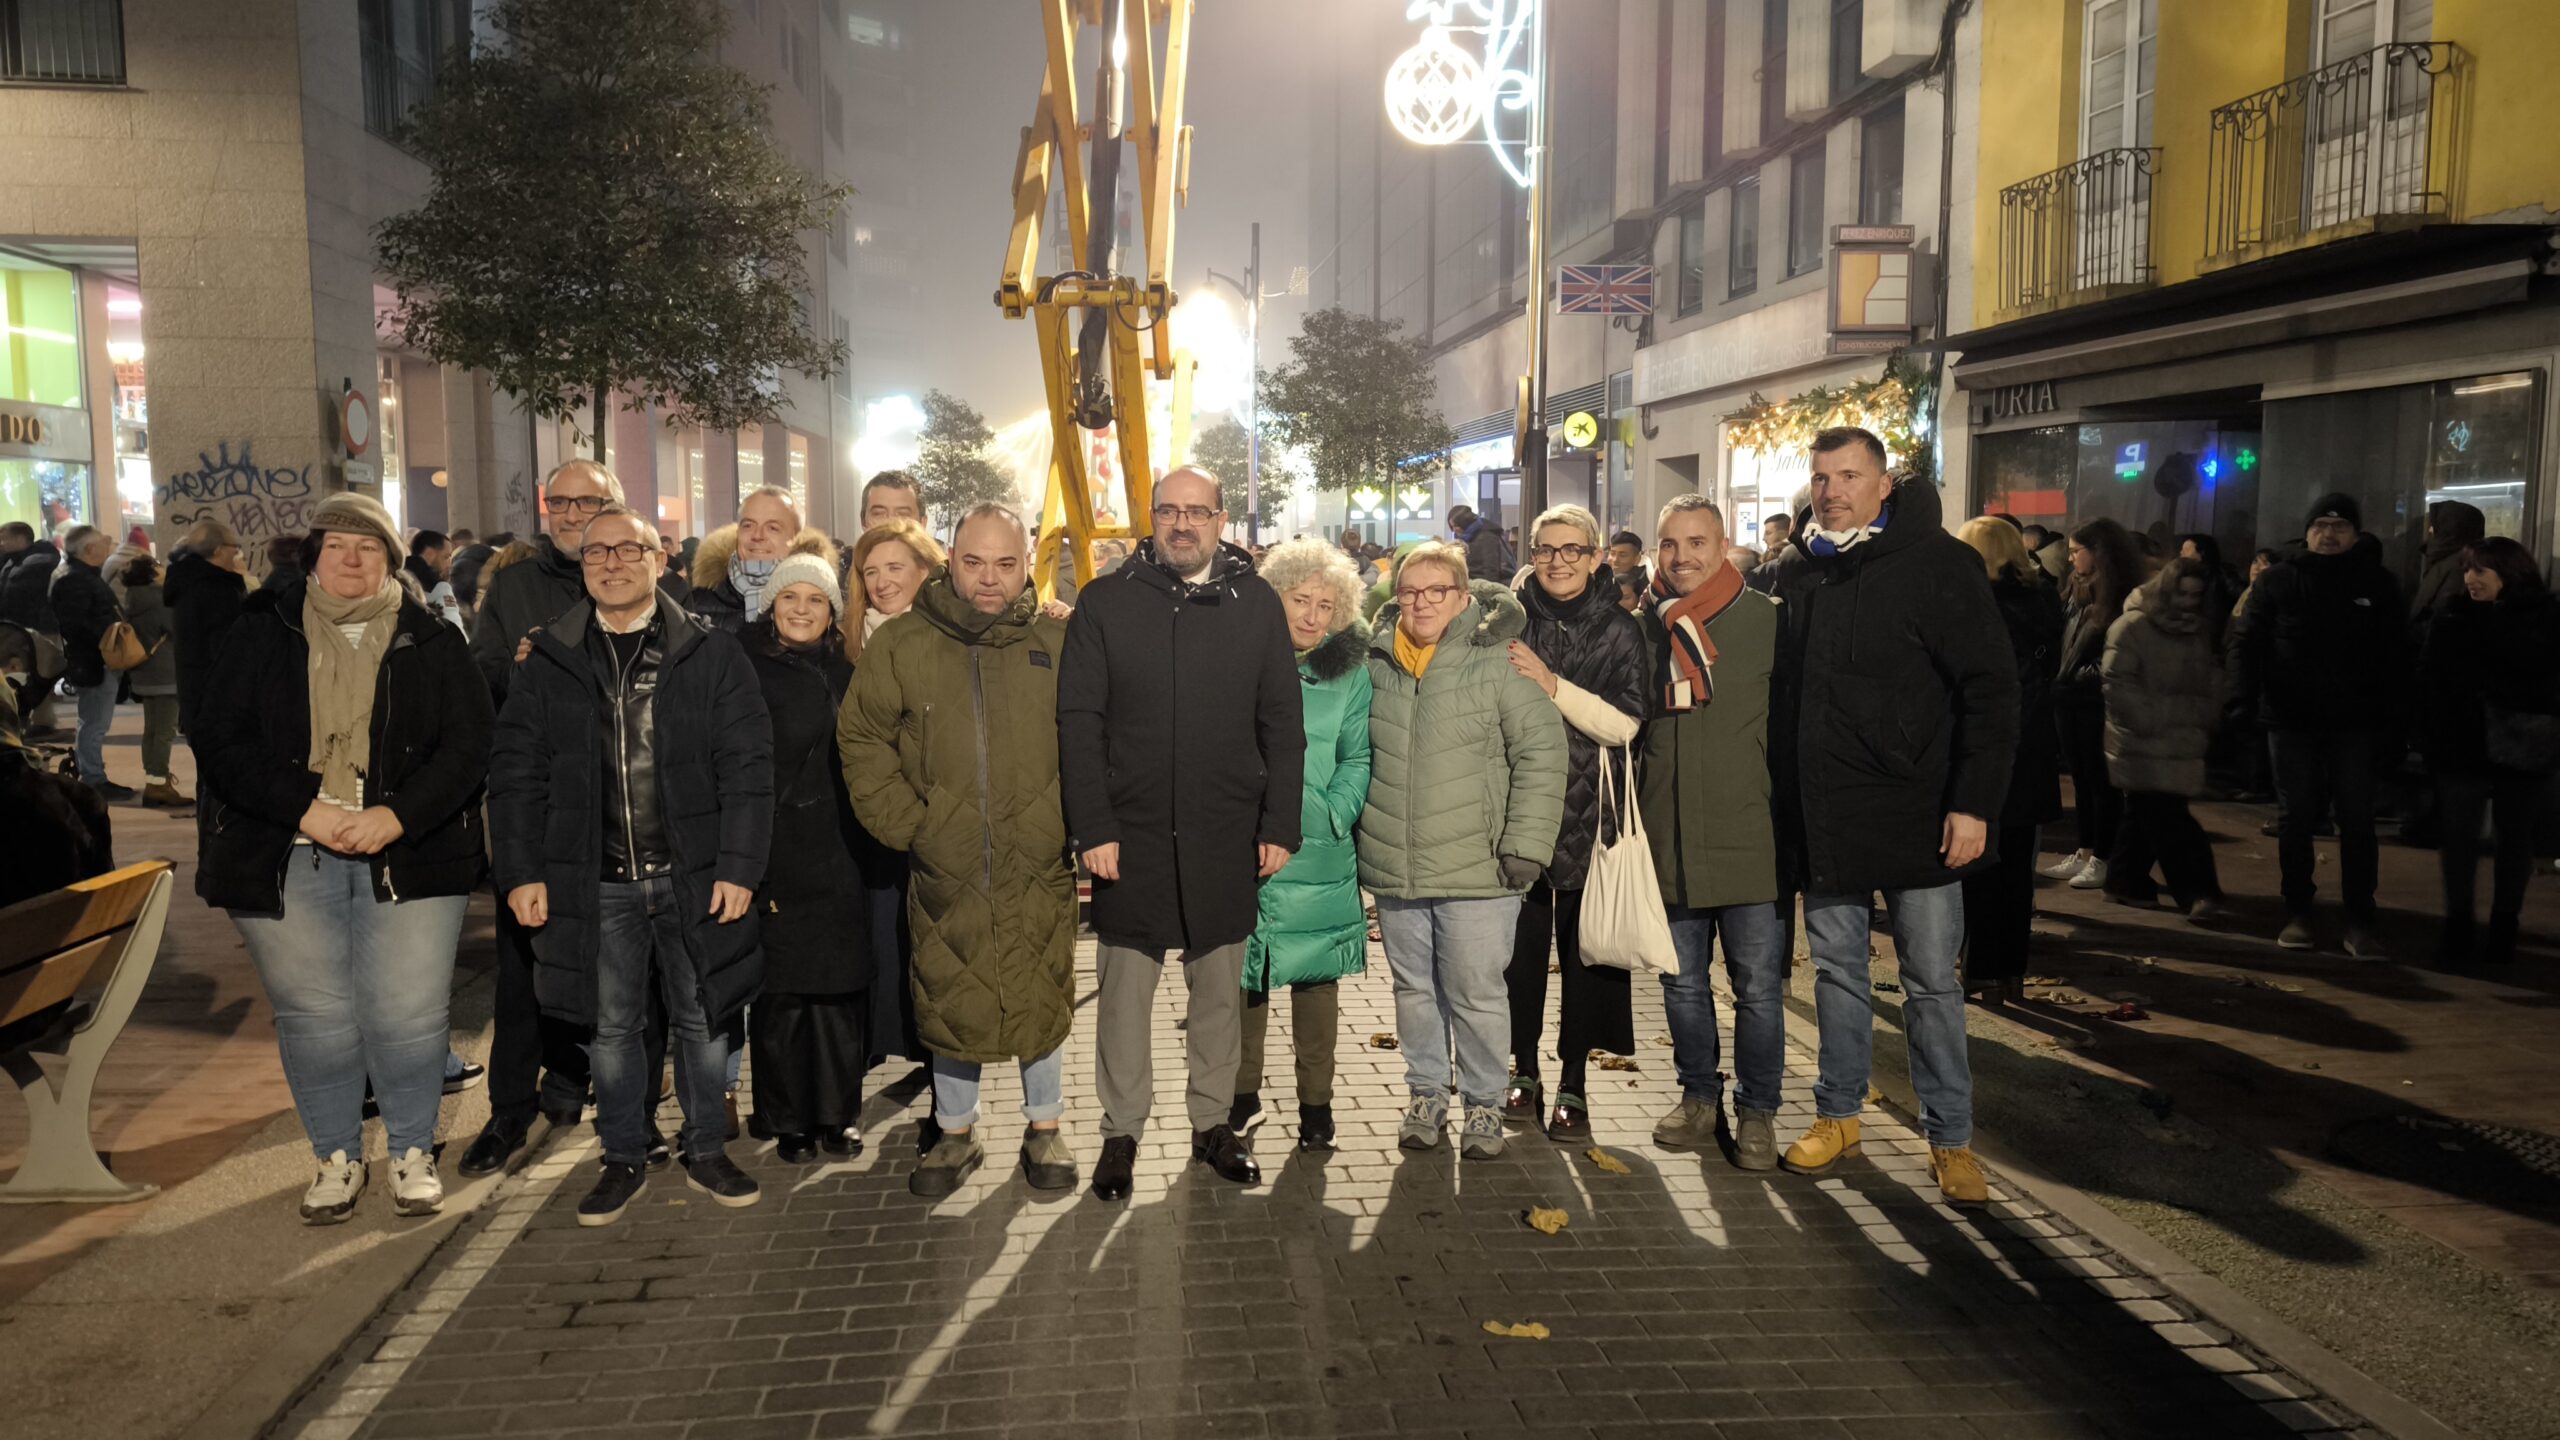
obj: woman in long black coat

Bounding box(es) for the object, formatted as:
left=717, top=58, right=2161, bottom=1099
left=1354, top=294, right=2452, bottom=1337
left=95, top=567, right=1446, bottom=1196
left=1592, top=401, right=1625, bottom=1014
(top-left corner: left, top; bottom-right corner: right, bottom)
left=744, top=556, right=873, bottom=1161
left=1957, top=519, right=2063, bottom=1003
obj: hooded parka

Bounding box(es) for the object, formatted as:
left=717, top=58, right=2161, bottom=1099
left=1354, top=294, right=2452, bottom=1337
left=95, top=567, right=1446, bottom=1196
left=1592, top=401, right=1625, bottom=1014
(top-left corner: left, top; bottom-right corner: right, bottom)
left=837, top=573, right=1076, bottom=1065
left=1243, top=621, right=1373, bottom=991
left=2101, top=590, right=2223, bottom=797
left=2232, top=534, right=2408, bottom=735
left=1358, top=580, right=1569, bottom=898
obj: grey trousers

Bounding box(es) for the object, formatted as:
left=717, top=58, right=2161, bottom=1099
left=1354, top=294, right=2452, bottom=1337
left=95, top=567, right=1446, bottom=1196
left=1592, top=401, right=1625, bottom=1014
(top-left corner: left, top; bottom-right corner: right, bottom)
left=1096, top=940, right=1244, bottom=1140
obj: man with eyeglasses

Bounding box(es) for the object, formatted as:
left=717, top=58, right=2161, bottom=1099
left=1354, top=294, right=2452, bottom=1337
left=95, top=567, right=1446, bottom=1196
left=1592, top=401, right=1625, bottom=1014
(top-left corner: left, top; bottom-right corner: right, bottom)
left=1059, top=466, right=1305, bottom=1201
left=489, top=504, right=773, bottom=1226
left=458, top=459, right=686, bottom=1180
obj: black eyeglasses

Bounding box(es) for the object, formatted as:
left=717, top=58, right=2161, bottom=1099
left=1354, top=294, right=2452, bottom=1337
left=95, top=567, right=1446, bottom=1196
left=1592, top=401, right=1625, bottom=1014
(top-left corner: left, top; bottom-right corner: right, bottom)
left=549, top=495, right=612, bottom=516
left=1529, top=543, right=1594, bottom=563
left=580, top=541, right=652, bottom=565
left=1152, top=503, right=1221, bottom=525
left=1394, top=583, right=1462, bottom=607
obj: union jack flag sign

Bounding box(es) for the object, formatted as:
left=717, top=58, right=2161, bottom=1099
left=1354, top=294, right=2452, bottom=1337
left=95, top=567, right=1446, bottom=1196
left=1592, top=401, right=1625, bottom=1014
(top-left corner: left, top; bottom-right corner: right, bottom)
left=1555, top=264, right=1654, bottom=315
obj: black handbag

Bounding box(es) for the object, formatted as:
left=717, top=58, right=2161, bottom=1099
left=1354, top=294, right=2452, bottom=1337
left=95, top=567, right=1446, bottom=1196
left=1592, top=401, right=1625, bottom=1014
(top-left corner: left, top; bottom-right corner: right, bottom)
left=2484, top=705, right=2560, bottom=775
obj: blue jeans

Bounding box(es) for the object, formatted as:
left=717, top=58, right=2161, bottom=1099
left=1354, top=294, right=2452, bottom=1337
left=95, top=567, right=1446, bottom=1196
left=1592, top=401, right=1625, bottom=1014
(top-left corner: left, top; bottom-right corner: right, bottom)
left=1660, top=902, right=1788, bottom=1113
left=1375, top=895, right=1520, bottom=1111
left=1804, top=885, right=1972, bottom=1147
left=233, top=848, right=464, bottom=1160
left=932, top=1048, right=1066, bottom=1131
left=70, top=678, right=116, bottom=784
left=593, top=877, right=732, bottom=1167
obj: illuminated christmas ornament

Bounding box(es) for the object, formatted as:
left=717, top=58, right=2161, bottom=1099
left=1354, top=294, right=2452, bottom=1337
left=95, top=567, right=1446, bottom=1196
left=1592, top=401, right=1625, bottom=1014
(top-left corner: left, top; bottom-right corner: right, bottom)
left=1381, top=1, right=1540, bottom=188
left=1385, top=27, right=1485, bottom=147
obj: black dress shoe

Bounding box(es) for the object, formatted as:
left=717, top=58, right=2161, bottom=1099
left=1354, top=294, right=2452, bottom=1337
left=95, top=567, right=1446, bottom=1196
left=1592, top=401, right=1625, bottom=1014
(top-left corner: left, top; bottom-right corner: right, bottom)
left=1192, top=1125, right=1261, bottom=1185
left=1227, top=1092, right=1262, bottom=1130
left=1092, top=1134, right=1138, bottom=1201
left=820, top=1127, right=863, bottom=1158
left=1297, top=1103, right=1335, bottom=1153
left=457, top=1117, right=529, bottom=1178
left=777, top=1133, right=818, bottom=1164
left=645, top=1127, right=672, bottom=1172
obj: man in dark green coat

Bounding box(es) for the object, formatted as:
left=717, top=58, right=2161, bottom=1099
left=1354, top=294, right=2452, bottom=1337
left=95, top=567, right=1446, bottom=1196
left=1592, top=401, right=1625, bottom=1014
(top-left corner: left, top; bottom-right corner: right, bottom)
left=840, top=505, right=1078, bottom=1200
left=1634, top=495, right=1788, bottom=1171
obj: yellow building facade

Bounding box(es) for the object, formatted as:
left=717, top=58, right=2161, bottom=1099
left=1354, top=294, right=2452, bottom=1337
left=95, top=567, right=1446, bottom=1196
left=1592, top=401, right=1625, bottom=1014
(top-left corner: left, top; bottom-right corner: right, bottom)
left=1947, top=0, right=2560, bottom=580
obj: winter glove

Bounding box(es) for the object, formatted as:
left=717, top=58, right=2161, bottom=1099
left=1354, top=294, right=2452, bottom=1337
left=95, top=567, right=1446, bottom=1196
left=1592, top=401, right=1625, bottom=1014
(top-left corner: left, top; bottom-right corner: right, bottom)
left=1498, top=854, right=1543, bottom=891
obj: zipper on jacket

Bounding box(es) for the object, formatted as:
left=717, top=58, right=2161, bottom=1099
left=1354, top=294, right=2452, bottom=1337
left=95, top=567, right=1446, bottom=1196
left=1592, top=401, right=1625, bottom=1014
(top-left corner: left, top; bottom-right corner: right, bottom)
left=378, top=650, right=400, bottom=902
left=969, top=649, right=994, bottom=889
left=608, top=627, right=641, bottom=878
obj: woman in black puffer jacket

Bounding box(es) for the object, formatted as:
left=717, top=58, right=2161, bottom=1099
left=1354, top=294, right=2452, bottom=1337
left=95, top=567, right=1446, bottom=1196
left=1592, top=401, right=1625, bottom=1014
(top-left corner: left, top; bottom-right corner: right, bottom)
left=1500, top=504, right=1650, bottom=1141
left=2045, top=517, right=2144, bottom=891
left=2420, top=537, right=2560, bottom=967
left=1956, top=519, right=2063, bottom=1003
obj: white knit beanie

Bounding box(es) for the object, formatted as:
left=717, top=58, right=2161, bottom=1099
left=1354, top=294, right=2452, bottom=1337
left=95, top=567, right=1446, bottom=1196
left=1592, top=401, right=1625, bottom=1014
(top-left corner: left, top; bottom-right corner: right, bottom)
left=765, top=552, right=844, bottom=616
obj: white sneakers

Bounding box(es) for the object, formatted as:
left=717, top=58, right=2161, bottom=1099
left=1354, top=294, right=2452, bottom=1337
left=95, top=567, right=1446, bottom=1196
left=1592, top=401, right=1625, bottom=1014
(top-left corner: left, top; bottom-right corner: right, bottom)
left=2039, top=850, right=2094, bottom=880
left=300, top=1152, right=367, bottom=1226
left=2066, top=857, right=2110, bottom=889
left=391, top=1147, right=444, bottom=1217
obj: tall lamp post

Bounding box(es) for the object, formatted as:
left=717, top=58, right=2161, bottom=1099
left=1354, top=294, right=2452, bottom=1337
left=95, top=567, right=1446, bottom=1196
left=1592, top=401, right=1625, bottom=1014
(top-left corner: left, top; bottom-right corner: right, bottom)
left=1207, top=222, right=1263, bottom=543
left=1384, top=1, right=1551, bottom=526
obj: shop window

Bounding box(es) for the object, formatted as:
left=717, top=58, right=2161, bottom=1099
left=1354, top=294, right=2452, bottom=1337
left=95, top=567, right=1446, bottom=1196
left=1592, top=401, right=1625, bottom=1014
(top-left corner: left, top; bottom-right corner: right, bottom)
left=1676, top=203, right=1705, bottom=316
left=0, top=0, right=124, bottom=85
left=2263, top=369, right=2541, bottom=586
left=1759, top=0, right=1790, bottom=144
left=1831, top=0, right=1865, bottom=103
left=1977, top=419, right=2263, bottom=579
left=1787, top=146, right=1825, bottom=277
left=1860, top=99, right=1904, bottom=225
left=1729, top=175, right=1760, bottom=296
left=0, top=262, right=83, bottom=408
left=360, top=0, right=469, bottom=140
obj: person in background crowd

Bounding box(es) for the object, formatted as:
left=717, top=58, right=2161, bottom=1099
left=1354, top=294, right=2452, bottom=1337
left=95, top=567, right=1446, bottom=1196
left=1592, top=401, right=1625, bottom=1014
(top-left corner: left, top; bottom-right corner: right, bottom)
left=841, top=504, right=1077, bottom=1200
left=1607, top=530, right=1648, bottom=593
left=844, top=518, right=946, bottom=1093
left=655, top=533, right=693, bottom=604
left=1760, top=513, right=1793, bottom=558
left=404, top=530, right=465, bottom=631
left=743, top=550, right=872, bottom=1162
left=458, top=460, right=679, bottom=1180
left=1726, top=544, right=1760, bottom=575
left=260, top=535, right=306, bottom=593
left=2235, top=493, right=2407, bottom=958
left=1766, top=427, right=2017, bottom=1207
left=2044, top=518, right=2143, bottom=890
left=1362, top=541, right=1567, bottom=1160
left=2028, top=523, right=2072, bottom=583
left=116, top=555, right=187, bottom=810
left=445, top=542, right=496, bottom=625
left=1062, top=468, right=1303, bottom=1199
left=49, top=524, right=128, bottom=799
left=0, top=520, right=60, bottom=633
left=0, top=622, right=111, bottom=907
left=2174, top=533, right=2238, bottom=642
left=448, top=528, right=476, bottom=548
left=2408, top=501, right=2488, bottom=628
left=1955, top=518, right=2063, bottom=1005
left=1233, top=538, right=1372, bottom=1154
left=2101, top=556, right=2228, bottom=918
left=2419, top=536, right=2558, bottom=967
left=490, top=504, right=772, bottom=1226
left=165, top=518, right=248, bottom=740
left=1501, top=504, right=1647, bottom=1142
left=2219, top=548, right=2284, bottom=802
left=689, top=487, right=817, bottom=634
left=1638, top=496, right=1787, bottom=1168
left=1447, top=504, right=1514, bottom=584
left=861, top=470, right=924, bottom=530
left=1614, top=570, right=1645, bottom=614
left=192, top=494, right=490, bottom=1225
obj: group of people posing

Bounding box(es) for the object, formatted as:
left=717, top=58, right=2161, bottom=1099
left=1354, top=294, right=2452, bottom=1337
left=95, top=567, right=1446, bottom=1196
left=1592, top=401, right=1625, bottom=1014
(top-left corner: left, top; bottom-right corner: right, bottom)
left=185, top=423, right=2034, bottom=1229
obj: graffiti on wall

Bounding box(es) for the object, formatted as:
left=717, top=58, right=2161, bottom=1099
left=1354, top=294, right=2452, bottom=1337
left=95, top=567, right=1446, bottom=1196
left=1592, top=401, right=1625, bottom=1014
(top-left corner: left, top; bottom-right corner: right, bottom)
left=502, top=468, right=534, bottom=536
left=158, top=441, right=316, bottom=573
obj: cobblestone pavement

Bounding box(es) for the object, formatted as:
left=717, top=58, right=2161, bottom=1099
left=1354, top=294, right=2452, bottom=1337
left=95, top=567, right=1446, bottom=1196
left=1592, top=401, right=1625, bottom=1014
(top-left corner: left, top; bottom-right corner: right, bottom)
left=279, top=937, right=2386, bottom=1440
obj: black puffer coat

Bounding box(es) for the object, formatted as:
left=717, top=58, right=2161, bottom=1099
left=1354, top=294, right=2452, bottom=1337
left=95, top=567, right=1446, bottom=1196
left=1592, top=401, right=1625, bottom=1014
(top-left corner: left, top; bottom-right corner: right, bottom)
left=745, top=619, right=872, bottom=995
left=1057, top=540, right=1306, bottom=952
left=468, top=534, right=685, bottom=704
left=165, top=549, right=246, bottom=734
left=191, top=581, right=493, bottom=911
left=2418, top=591, right=2560, bottom=778
left=1514, top=574, right=1648, bottom=889
left=0, top=540, right=56, bottom=631
left=1988, top=575, right=2065, bottom=827
left=49, top=552, right=117, bottom=689
left=489, top=600, right=773, bottom=1028
left=2233, top=535, right=2408, bottom=734
left=1767, top=479, right=2021, bottom=895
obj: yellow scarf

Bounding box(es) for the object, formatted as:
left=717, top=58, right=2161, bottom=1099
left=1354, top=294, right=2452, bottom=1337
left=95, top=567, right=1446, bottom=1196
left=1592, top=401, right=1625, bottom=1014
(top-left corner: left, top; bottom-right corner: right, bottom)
left=1394, top=623, right=1436, bottom=679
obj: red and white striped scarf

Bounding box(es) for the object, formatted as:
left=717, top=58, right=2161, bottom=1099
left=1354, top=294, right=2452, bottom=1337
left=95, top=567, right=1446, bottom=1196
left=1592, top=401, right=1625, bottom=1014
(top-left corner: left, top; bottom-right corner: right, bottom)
left=1649, top=561, right=1746, bottom=712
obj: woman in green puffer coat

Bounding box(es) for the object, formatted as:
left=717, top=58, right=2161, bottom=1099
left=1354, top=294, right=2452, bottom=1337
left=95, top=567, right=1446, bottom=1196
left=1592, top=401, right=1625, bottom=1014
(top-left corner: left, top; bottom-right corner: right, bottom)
left=1233, top=538, right=1374, bottom=1154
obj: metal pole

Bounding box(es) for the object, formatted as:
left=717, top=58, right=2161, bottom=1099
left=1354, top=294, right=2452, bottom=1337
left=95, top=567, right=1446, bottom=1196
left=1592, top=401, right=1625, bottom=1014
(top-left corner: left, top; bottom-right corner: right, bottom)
left=1247, top=221, right=1262, bottom=544
left=1519, top=0, right=1554, bottom=526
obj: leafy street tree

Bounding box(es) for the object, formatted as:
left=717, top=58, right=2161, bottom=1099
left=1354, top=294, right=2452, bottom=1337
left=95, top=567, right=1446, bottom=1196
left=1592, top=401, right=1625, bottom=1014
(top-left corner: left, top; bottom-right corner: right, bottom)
left=375, top=0, right=846, bottom=459
left=1190, top=414, right=1298, bottom=528
left=913, top=389, right=1021, bottom=530
left=1260, top=307, right=1455, bottom=495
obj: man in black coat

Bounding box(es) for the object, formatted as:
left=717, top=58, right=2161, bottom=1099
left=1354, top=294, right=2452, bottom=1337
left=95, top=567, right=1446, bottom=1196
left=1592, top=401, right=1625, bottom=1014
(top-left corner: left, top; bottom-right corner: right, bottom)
left=488, top=505, right=773, bottom=1227
left=1059, top=466, right=1305, bottom=1201
left=50, top=527, right=128, bottom=798
left=0, top=523, right=57, bottom=633
left=2232, top=491, right=2407, bottom=959
left=1765, top=428, right=2017, bottom=1208
left=164, top=524, right=248, bottom=737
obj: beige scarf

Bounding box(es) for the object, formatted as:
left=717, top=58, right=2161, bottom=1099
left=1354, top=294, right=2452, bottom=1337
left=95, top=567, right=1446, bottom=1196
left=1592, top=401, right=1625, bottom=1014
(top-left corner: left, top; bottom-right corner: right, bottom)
left=302, top=579, right=401, bottom=808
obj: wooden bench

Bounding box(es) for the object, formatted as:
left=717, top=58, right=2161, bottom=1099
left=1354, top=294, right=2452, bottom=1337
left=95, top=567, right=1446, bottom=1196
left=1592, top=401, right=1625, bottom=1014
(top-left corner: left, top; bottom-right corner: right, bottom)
left=0, top=861, right=173, bottom=1204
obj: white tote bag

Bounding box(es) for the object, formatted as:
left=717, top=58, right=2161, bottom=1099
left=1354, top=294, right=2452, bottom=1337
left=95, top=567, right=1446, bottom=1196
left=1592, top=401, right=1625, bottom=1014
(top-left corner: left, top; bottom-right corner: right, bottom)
left=1577, top=746, right=1678, bottom=974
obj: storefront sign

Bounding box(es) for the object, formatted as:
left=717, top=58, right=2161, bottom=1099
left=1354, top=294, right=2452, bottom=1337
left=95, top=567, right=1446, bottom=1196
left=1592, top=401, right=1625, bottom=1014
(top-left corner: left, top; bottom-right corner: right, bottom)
left=1635, top=291, right=1830, bottom=405
left=1829, top=224, right=1929, bottom=339
left=0, top=402, right=92, bottom=463
left=1972, top=380, right=2059, bottom=425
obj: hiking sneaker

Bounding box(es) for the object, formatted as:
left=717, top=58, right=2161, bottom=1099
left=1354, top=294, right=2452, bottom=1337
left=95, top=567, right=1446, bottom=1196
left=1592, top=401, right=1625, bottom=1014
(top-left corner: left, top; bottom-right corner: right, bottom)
left=389, top=1147, right=443, bottom=1217
left=298, top=1151, right=366, bottom=1226
left=1020, top=1128, right=1078, bottom=1191
left=1459, top=1105, right=1505, bottom=1160
left=681, top=1151, right=761, bottom=1208
left=2276, top=914, right=2316, bottom=951
left=141, top=780, right=192, bottom=809
left=1780, top=1117, right=1864, bottom=1175
left=1652, top=1096, right=1720, bottom=1151
left=2067, top=857, right=2109, bottom=890
left=577, top=1162, right=646, bottom=1227
left=911, top=1133, right=984, bottom=1199
left=2039, top=851, right=2093, bottom=880
left=1398, top=1092, right=1448, bottom=1151
left=1931, top=1145, right=1990, bottom=1206
left=1732, top=1108, right=1779, bottom=1172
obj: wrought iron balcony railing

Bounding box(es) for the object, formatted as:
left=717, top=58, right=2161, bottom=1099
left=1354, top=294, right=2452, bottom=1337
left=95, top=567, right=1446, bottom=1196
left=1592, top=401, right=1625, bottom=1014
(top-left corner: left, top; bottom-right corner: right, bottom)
left=2205, top=42, right=2460, bottom=263
left=1997, top=147, right=2159, bottom=315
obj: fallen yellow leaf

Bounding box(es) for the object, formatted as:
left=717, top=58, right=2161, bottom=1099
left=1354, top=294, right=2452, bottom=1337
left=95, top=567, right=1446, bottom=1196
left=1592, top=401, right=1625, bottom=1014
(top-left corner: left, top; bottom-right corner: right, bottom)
left=1584, top=1148, right=1631, bottom=1175
left=1368, top=1033, right=1399, bottom=1050
left=1592, top=1055, right=1639, bottom=1072
left=1483, top=1320, right=1551, bottom=1340
left=1523, top=1206, right=1570, bottom=1235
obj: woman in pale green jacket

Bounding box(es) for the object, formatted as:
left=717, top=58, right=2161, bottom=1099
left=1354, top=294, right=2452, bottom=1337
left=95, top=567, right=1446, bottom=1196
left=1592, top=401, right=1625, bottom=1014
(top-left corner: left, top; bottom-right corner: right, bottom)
left=1235, top=539, right=1373, bottom=1154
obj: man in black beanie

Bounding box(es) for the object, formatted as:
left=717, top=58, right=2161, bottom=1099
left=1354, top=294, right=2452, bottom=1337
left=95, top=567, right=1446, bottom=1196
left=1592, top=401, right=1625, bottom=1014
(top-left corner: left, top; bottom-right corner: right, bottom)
left=2232, top=490, right=2407, bottom=958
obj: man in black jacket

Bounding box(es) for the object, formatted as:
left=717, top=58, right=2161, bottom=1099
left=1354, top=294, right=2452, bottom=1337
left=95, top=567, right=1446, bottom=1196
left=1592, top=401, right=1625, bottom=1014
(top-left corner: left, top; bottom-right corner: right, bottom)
left=0, top=522, right=57, bottom=633
left=165, top=520, right=248, bottom=738
left=457, top=459, right=681, bottom=1179
left=50, top=526, right=129, bottom=799
left=684, top=486, right=804, bottom=634
left=1766, top=428, right=2017, bottom=1207
left=2233, top=492, right=2406, bottom=959
left=489, top=505, right=774, bottom=1227
left=1059, top=466, right=1305, bottom=1201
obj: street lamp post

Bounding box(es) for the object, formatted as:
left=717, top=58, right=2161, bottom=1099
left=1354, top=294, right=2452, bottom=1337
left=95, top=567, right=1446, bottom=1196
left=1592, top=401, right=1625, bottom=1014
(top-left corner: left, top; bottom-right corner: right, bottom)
left=1209, top=221, right=1272, bottom=543
left=1519, top=0, right=1553, bottom=526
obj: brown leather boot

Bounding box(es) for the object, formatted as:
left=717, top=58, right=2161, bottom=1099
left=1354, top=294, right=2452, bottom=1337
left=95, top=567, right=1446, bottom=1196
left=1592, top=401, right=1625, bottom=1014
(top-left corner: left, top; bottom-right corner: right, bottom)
left=142, top=780, right=193, bottom=809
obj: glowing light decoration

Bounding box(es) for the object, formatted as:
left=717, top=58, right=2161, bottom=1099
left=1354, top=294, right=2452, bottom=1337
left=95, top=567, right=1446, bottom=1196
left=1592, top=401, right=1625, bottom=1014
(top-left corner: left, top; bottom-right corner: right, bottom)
left=1383, top=1, right=1540, bottom=189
